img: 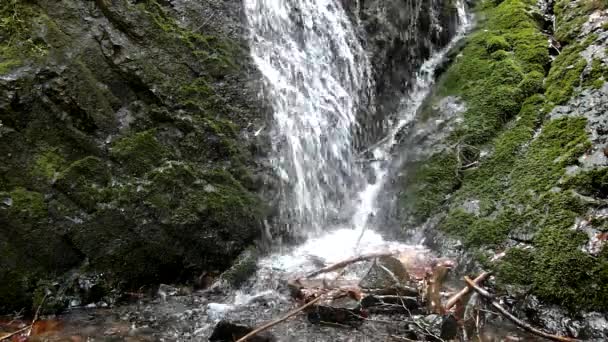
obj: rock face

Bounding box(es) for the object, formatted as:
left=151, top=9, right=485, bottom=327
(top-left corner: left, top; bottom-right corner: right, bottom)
left=0, top=0, right=271, bottom=312
left=341, top=0, right=461, bottom=146
left=395, top=0, right=608, bottom=337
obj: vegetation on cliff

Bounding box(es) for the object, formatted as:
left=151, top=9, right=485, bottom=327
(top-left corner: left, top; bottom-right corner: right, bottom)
left=0, top=0, right=266, bottom=313
left=401, top=0, right=608, bottom=311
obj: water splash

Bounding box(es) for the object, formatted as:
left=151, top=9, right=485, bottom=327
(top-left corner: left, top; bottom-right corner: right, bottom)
left=244, top=0, right=373, bottom=236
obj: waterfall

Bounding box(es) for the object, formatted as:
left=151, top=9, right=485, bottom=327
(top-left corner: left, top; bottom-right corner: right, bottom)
left=200, top=0, right=471, bottom=337
left=244, top=0, right=373, bottom=236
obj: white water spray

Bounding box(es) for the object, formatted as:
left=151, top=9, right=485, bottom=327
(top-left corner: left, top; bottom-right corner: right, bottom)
left=244, top=0, right=373, bottom=236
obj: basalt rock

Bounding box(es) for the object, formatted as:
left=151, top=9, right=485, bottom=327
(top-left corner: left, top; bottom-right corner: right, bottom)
left=0, top=0, right=272, bottom=313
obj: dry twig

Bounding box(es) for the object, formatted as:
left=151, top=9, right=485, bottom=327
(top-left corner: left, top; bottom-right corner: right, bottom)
left=0, top=294, right=47, bottom=341
left=445, top=272, right=490, bottom=310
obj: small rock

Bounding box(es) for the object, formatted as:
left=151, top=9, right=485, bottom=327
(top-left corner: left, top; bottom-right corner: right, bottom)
left=359, top=256, right=410, bottom=289
left=209, top=320, right=276, bottom=342
left=307, top=296, right=364, bottom=327
left=158, top=284, right=178, bottom=300
left=440, top=314, right=459, bottom=340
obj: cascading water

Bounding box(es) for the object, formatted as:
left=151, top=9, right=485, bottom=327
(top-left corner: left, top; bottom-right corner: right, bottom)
left=199, top=0, right=471, bottom=339
left=244, top=0, right=373, bottom=236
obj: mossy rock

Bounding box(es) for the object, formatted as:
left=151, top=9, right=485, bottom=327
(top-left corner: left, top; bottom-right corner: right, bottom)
left=1, top=187, right=47, bottom=221
left=55, top=157, right=110, bottom=211
left=111, top=130, right=169, bottom=176
left=401, top=0, right=608, bottom=311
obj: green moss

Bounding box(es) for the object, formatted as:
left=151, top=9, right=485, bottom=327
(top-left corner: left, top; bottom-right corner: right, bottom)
left=506, top=28, right=551, bottom=73
left=563, top=168, right=608, bottom=198
left=553, top=0, right=599, bottom=44
left=519, top=71, right=544, bottom=96
left=401, top=152, right=460, bottom=222
left=490, top=50, right=510, bottom=61
left=403, top=0, right=554, bottom=222
left=511, top=117, right=589, bottom=197
left=583, top=58, right=608, bottom=89
left=172, top=169, right=263, bottom=226
left=219, top=248, right=258, bottom=287
left=402, top=0, right=608, bottom=310
left=485, top=35, right=511, bottom=53
left=441, top=208, right=476, bottom=236
left=140, top=0, right=237, bottom=77
left=56, top=156, right=110, bottom=211
left=0, top=0, right=47, bottom=74
left=545, top=44, right=589, bottom=104
left=495, top=248, right=535, bottom=286
left=532, top=223, right=594, bottom=309
left=1, top=188, right=47, bottom=220
left=31, top=150, right=66, bottom=181
left=111, top=130, right=169, bottom=175
left=453, top=95, right=544, bottom=203
left=436, top=0, right=548, bottom=144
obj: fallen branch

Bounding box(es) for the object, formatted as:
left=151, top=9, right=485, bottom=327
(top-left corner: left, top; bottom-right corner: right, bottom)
left=0, top=325, right=31, bottom=341
left=366, top=285, right=419, bottom=297
left=0, top=294, right=47, bottom=341
left=463, top=277, right=578, bottom=342
left=445, top=272, right=490, bottom=310
left=306, top=252, right=394, bottom=278
left=235, top=295, right=324, bottom=342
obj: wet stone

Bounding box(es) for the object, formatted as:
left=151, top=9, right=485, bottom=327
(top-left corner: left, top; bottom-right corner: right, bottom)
left=413, top=314, right=458, bottom=341
left=359, top=256, right=410, bottom=289
left=307, top=296, right=364, bottom=327
left=209, top=320, right=276, bottom=342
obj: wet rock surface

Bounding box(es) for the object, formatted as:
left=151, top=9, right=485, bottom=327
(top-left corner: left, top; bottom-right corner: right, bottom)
left=0, top=0, right=272, bottom=313
left=341, top=0, right=463, bottom=146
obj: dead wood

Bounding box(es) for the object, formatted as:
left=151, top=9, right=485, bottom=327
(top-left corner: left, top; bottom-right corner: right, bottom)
left=365, top=285, right=419, bottom=297
left=306, top=252, right=395, bottom=278
left=445, top=272, right=490, bottom=311
left=463, top=276, right=579, bottom=342
left=0, top=294, right=46, bottom=341
left=426, top=265, right=450, bottom=314
left=234, top=295, right=324, bottom=342
left=0, top=325, right=31, bottom=341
